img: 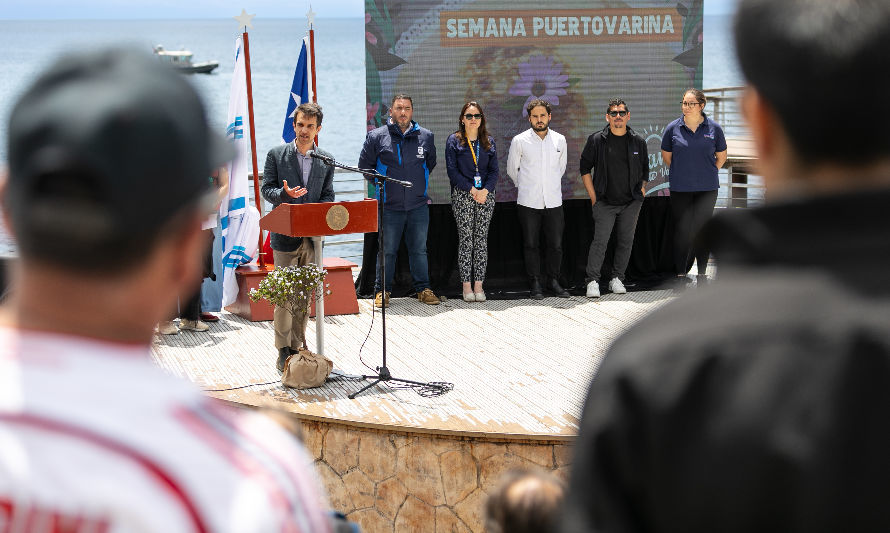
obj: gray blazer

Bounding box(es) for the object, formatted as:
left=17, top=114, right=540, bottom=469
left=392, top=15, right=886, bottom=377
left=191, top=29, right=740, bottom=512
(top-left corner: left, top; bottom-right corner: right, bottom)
left=261, top=143, right=336, bottom=252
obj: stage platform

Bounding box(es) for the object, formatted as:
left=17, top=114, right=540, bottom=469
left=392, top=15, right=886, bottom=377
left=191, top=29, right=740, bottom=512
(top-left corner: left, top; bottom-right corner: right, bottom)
left=151, top=287, right=678, bottom=532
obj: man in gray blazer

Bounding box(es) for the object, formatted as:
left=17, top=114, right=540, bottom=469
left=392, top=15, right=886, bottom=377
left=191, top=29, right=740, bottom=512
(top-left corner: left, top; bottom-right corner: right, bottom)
left=261, top=102, right=335, bottom=372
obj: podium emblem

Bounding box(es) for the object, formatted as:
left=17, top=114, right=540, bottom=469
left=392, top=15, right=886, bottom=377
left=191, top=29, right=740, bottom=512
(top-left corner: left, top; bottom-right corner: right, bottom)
left=325, top=204, right=350, bottom=231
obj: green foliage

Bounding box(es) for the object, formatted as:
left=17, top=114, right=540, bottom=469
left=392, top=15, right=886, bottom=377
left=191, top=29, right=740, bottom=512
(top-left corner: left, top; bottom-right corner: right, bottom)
left=249, top=264, right=328, bottom=318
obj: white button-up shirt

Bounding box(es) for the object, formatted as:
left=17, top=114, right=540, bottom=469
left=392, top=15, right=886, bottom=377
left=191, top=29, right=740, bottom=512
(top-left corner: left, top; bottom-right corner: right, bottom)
left=506, top=127, right=568, bottom=209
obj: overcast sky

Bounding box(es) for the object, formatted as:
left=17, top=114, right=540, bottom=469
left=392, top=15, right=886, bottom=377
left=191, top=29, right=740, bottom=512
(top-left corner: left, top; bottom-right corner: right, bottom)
left=3, top=0, right=738, bottom=19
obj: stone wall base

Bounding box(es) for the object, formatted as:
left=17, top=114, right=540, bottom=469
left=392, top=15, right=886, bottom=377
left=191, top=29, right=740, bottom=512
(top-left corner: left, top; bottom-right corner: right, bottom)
left=299, top=420, right=574, bottom=533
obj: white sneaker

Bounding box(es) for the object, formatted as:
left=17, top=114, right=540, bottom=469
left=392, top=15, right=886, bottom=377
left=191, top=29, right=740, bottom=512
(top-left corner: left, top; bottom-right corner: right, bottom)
left=158, top=321, right=179, bottom=335
left=586, top=281, right=601, bottom=298
left=609, top=278, right=627, bottom=294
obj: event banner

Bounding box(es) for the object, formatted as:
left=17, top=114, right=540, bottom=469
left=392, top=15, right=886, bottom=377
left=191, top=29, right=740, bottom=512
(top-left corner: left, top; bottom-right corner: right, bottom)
left=365, top=0, right=703, bottom=203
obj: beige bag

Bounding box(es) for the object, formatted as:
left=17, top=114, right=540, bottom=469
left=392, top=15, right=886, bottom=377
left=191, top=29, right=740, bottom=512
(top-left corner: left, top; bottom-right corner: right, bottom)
left=281, top=348, right=333, bottom=389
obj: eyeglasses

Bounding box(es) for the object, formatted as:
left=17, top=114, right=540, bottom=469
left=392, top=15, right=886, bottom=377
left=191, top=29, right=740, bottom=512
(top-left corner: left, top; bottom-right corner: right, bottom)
left=681, top=101, right=702, bottom=107
left=607, top=110, right=628, bottom=117
left=464, top=113, right=483, bottom=120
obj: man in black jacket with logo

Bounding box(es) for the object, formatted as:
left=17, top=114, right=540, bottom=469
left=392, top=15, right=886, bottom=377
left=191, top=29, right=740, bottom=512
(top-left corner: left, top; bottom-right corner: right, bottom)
left=359, top=93, right=440, bottom=308
left=579, top=98, right=648, bottom=298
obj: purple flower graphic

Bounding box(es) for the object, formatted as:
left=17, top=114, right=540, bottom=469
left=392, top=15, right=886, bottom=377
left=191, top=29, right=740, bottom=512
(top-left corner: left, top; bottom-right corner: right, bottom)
left=509, top=55, right=570, bottom=115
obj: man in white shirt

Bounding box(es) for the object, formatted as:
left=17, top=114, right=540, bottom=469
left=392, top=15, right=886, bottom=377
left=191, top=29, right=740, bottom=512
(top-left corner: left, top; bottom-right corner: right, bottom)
left=0, top=48, right=332, bottom=532
left=506, top=99, right=569, bottom=299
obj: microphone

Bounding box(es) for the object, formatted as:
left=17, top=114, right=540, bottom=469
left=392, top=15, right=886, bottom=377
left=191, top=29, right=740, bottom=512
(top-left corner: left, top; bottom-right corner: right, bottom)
left=306, top=150, right=333, bottom=164
left=308, top=150, right=413, bottom=189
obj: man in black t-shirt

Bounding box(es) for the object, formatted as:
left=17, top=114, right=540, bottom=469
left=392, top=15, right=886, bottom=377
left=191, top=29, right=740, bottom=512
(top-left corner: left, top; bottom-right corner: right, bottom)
left=579, top=98, right=649, bottom=297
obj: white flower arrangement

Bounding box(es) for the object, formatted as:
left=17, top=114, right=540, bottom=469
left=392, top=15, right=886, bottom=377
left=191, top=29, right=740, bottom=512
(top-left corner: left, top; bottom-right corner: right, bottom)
left=249, top=264, right=329, bottom=321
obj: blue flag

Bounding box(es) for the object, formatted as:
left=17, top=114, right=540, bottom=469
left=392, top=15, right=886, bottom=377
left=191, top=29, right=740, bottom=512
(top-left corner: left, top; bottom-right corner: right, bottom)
left=281, top=36, right=313, bottom=143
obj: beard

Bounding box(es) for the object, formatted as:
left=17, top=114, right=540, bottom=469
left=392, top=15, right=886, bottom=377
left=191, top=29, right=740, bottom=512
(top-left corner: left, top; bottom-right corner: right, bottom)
left=532, top=122, right=549, bottom=132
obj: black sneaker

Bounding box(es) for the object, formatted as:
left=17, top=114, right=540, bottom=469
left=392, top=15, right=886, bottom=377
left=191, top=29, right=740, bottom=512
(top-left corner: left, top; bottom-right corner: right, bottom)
left=668, top=275, right=693, bottom=291
left=530, top=278, right=544, bottom=300
left=549, top=279, right=570, bottom=298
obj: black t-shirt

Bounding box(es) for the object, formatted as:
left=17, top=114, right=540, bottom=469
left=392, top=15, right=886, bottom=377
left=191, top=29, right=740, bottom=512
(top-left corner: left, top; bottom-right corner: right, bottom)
left=604, top=132, right=633, bottom=205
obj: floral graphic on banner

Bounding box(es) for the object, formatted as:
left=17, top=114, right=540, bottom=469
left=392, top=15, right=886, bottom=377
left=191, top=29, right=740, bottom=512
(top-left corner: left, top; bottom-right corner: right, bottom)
left=364, top=2, right=405, bottom=132
left=508, top=55, right=570, bottom=115
left=366, top=102, right=380, bottom=132
left=674, top=0, right=704, bottom=88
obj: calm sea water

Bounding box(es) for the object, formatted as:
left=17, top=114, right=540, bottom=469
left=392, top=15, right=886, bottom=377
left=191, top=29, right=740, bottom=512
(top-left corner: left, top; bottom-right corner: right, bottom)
left=0, top=18, right=367, bottom=164
left=0, top=15, right=741, bottom=257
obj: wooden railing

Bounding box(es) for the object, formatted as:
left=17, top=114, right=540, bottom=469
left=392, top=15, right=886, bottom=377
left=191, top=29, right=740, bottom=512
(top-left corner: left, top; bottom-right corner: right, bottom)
left=703, top=86, right=747, bottom=136
left=703, top=86, right=763, bottom=208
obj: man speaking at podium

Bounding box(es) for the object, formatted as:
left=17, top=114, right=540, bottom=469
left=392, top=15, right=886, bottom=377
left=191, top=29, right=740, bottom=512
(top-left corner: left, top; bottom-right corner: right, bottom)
left=262, top=102, right=335, bottom=372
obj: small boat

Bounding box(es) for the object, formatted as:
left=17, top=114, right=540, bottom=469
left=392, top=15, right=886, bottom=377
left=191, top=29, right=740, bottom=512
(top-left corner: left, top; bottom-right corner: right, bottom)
left=152, top=45, right=218, bottom=74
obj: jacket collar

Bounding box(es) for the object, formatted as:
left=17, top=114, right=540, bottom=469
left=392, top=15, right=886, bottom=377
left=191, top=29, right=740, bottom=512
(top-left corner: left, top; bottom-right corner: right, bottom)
left=388, top=119, right=419, bottom=137
left=292, top=141, right=317, bottom=155
left=599, top=124, right=638, bottom=139
left=678, top=112, right=712, bottom=133
left=702, top=187, right=890, bottom=296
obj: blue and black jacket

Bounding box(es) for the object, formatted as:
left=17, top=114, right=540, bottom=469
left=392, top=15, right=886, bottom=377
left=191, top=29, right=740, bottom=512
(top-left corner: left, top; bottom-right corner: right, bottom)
left=358, top=120, right=437, bottom=211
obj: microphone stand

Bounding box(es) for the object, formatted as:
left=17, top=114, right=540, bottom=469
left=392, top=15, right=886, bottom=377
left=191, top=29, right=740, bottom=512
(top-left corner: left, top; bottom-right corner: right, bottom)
left=308, top=153, right=450, bottom=400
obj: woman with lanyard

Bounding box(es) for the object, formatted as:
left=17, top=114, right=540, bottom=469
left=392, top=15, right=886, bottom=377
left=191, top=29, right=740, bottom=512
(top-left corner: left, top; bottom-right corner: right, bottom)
left=445, top=101, right=499, bottom=302
left=661, top=88, right=727, bottom=286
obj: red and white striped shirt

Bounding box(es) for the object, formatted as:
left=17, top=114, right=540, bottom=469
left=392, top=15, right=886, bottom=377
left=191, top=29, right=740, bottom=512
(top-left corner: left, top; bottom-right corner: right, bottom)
left=0, top=326, right=332, bottom=533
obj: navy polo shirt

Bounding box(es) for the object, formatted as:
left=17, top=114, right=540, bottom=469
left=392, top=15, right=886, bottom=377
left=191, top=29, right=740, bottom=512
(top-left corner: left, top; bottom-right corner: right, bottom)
left=661, top=114, right=727, bottom=192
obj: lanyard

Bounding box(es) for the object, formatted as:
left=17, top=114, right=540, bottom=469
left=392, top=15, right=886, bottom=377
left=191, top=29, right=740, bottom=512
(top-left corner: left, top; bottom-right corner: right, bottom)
left=467, top=138, right=479, bottom=173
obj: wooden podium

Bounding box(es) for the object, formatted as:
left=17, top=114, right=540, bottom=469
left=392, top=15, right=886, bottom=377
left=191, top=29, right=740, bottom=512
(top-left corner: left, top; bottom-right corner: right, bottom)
left=259, top=198, right=378, bottom=240
left=225, top=200, right=378, bottom=352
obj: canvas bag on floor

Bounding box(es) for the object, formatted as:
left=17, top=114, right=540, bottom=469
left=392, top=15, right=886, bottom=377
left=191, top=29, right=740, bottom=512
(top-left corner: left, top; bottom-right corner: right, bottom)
left=282, top=349, right=333, bottom=389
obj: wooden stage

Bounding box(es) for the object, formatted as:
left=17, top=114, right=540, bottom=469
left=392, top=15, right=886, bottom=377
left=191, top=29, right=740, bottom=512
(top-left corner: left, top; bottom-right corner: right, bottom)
left=151, top=288, right=675, bottom=440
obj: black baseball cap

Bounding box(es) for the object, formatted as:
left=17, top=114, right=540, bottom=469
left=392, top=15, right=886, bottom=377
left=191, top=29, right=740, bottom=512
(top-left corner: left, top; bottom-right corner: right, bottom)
left=4, top=47, right=234, bottom=270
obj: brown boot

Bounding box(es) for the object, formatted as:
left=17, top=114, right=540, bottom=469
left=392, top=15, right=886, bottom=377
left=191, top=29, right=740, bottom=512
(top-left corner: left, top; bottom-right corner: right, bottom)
left=417, top=288, right=440, bottom=305
left=374, top=291, right=390, bottom=308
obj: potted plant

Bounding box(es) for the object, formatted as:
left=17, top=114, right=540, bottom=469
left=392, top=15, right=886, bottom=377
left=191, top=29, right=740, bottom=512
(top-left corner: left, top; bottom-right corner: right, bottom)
left=249, top=263, right=328, bottom=351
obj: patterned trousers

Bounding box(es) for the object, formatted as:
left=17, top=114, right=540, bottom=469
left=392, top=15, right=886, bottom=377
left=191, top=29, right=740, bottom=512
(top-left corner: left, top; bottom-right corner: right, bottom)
left=451, top=187, right=495, bottom=283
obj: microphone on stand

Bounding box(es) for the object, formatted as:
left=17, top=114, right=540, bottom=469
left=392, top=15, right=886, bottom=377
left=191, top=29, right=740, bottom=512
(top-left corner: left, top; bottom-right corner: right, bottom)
left=308, top=150, right=413, bottom=188
left=306, top=150, right=334, bottom=164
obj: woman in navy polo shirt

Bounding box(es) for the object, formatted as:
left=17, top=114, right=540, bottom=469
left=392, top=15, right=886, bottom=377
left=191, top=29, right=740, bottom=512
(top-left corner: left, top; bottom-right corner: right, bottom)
left=661, top=88, right=727, bottom=285
left=445, top=101, right=499, bottom=302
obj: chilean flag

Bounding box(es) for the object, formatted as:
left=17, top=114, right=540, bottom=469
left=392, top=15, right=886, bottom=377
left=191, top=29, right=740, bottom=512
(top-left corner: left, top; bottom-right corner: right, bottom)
left=281, top=36, right=313, bottom=144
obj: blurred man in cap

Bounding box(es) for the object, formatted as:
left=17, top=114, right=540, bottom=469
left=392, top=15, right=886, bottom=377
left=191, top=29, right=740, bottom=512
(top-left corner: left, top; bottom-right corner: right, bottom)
left=0, top=48, right=332, bottom=532
left=563, top=0, right=890, bottom=531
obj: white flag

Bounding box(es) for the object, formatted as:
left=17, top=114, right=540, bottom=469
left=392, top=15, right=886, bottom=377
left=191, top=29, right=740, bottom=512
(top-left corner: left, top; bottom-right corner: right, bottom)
left=221, top=36, right=257, bottom=307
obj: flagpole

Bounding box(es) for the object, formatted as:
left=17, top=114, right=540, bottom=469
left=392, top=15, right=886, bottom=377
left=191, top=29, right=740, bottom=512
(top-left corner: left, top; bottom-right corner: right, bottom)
left=309, top=28, right=318, bottom=105
left=241, top=29, right=266, bottom=268
left=308, top=6, right=319, bottom=147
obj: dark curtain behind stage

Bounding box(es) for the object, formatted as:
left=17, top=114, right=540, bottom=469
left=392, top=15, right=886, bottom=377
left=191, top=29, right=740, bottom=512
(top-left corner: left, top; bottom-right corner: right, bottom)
left=355, top=197, right=677, bottom=299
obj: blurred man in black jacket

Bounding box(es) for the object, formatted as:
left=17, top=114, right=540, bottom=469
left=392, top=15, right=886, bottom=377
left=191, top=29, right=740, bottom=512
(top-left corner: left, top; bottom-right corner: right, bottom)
left=563, top=0, right=890, bottom=531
